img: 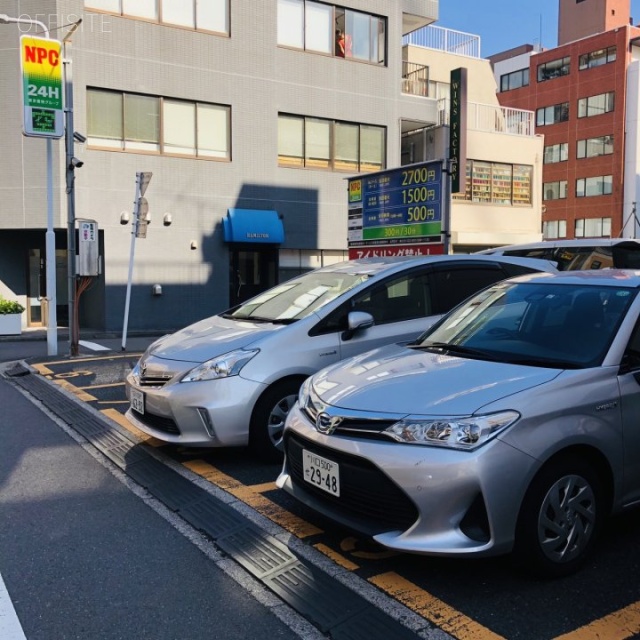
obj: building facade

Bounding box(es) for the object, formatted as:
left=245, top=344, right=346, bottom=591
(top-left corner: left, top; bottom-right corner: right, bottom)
left=0, top=0, right=541, bottom=334
left=492, top=0, right=640, bottom=242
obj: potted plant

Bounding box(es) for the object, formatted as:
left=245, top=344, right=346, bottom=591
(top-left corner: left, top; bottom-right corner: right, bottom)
left=0, top=295, right=25, bottom=335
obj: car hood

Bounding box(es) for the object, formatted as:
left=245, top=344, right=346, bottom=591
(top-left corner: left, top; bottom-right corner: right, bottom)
left=312, top=344, right=562, bottom=415
left=149, top=314, right=286, bottom=363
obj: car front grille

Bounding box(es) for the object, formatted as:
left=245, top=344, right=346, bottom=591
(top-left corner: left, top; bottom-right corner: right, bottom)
left=285, top=432, right=418, bottom=535
left=138, top=373, right=173, bottom=388
left=131, top=408, right=181, bottom=435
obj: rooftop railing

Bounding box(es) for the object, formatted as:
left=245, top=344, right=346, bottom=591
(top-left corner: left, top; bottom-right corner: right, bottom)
left=403, top=25, right=481, bottom=58
left=437, top=99, right=535, bottom=136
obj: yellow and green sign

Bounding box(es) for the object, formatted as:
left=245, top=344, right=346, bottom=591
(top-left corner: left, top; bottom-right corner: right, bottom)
left=20, top=36, right=64, bottom=138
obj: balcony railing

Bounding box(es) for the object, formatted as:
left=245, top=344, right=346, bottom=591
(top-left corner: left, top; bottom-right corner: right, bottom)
left=437, top=99, right=535, bottom=136
left=402, top=62, right=451, bottom=99
left=403, top=25, right=481, bottom=58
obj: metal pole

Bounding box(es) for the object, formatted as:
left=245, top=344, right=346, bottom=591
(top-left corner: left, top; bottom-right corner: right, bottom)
left=121, top=177, right=141, bottom=351
left=63, top=22, right=81, bottom=356
left=442, top=159, right=452, bottom=255
left=46, top=137, right=57, bottom=355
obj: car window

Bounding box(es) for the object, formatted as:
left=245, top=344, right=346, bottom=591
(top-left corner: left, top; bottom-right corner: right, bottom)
left=429, top=265, right=506, bottom=314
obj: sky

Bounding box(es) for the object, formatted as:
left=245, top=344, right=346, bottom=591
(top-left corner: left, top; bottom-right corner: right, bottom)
left=438, top=0, right=640, bottom=57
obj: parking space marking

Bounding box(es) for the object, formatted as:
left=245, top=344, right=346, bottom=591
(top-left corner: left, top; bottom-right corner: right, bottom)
left=184, top=460, right=323, bottom=538
left=32, top=363, right=53, bottom=375
left=554, top=601, right=640, bottom=640
left=370, top=572, right=506, bottom=640
left=53, top=379, right=97, bottom=402
left=313, top=543, right=360, bottom=571
left=77, top=382, right=125, bottom=390
left=101, top=408, right=165, bottom=447
left=78, top=340, right=110, bottom=351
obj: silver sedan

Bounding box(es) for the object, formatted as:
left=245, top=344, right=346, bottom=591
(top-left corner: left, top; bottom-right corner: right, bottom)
left=277, top=270, right=640, bottom=577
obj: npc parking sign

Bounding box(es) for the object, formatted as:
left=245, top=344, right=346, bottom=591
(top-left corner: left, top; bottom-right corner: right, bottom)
left=20, top=36, right=64, bottom=138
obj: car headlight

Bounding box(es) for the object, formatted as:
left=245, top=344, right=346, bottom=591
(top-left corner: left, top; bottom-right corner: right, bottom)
left=385, top=411, right=520, bottom=450
left=181, top=349, right=260, bottom=383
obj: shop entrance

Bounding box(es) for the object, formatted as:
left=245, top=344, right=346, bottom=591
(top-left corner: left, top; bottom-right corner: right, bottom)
left=229, top=246, right=278, bottom=307
left=26, top=248, right=68, bottom=327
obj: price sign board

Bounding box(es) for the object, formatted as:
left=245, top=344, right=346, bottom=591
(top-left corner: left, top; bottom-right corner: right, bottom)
left=20, top=36, right=64, bottom=138
left=348, top=161, right=444, bottom=250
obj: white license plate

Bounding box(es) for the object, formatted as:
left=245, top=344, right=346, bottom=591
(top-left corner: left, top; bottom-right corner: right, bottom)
left=302, top=449, right=340, bottom=497
left=130, top=388, right=144, bottom=414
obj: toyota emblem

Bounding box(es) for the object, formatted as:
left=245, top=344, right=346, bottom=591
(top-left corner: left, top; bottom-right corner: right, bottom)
left=315, top=412, right=342, bottom=435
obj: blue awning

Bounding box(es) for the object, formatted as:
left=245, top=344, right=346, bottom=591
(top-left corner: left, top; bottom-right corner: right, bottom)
left=223, top=208, right=284, bottom=244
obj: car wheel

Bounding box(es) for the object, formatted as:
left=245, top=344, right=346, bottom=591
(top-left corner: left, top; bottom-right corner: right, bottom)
left=513, top=455, right=604, bottom=578
left=249, top=378, right=303, bottom=463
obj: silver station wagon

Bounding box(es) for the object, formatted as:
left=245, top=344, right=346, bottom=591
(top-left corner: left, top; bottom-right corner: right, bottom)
left=277, top=270, right=640, bottom=576
left=125, top=255, right=555, bottom=461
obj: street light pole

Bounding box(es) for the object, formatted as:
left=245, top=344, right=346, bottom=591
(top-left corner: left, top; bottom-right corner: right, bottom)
left=0, top=14, right=59, bottom=355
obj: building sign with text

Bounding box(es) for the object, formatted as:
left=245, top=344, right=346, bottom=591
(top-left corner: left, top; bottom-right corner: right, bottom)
left=347, top=161, right=444, bottom=259
left=449, top=67, right=467, bottom=194
left=20, top=36, right=64, bottom=138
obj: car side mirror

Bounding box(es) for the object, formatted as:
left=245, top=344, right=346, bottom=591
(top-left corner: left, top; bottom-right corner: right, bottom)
left=341, top=310, right=374, bottom=341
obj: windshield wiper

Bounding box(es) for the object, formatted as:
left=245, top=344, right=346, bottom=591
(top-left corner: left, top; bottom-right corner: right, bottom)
left=412, top=341, right=499, bottom=361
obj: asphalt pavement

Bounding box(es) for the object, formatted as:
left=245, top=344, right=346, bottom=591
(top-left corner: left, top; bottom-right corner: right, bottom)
left=0, top=330, right=322, bottom=640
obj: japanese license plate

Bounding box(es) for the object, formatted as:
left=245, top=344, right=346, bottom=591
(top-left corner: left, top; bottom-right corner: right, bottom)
left=130, top=388, right=145, bottom=414
left=302, top=449, right=340, bottom=497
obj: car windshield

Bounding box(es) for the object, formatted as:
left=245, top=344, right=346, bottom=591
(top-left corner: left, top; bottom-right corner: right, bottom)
left=225, top=272, right=369, bottom=322
left=413, top=281, right=637, bottom=368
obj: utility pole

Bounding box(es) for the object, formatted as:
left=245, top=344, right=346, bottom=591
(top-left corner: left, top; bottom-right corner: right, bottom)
left=63, top=19, right=82, bottom=356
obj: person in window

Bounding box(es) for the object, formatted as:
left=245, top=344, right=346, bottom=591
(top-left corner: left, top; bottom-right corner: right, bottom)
left=335, top=29, right=352, bottom=57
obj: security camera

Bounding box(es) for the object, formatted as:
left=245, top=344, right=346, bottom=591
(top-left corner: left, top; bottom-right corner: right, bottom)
left=120, top=211, right=130, bottom=225
left=163, top=213, right=172, bottom=226
left=73, top=131, right=87, bottom=144
left=69, top=157, right=84, bottom=169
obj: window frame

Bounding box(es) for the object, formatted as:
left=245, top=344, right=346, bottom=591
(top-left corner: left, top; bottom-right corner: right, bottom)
left=543, top=142, right=569, bottom=164
left=536, top=102, right=569, bottom=126
left=576, top=135, right=614, bottom=159
left=543, top=180, right=568, bottom=201
left=576, top=175, right=613, bottom=197
left=579, top=46, right=616, bottom=70
left=577, top=92, right=615, bottom=118
left=537, top=56, right=571, bottom=82
left=500, top=68, right=530, bottom=92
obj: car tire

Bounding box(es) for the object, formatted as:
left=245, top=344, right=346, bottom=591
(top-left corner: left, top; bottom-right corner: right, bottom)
left=512, top=455, right=604, bottom=578
left=249, top=378, right=304, bottom=463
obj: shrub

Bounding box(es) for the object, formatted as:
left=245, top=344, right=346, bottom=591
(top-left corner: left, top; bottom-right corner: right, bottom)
left=0, top=296, right=25, bottom=315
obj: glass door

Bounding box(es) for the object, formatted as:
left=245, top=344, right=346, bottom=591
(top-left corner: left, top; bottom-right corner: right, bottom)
left=229, top=246, right=278, bottom=307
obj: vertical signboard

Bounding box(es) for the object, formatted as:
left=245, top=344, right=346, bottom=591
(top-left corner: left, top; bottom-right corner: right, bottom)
left=449, top=67, right=467, bottom=194
left=347, top=161, right=444, bottom=258
left=20, top=36, right=64, bottom=138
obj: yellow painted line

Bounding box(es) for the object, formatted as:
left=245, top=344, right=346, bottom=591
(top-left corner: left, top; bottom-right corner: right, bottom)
left=250, top=481, right=279, bottom=494
left=313, top=543, right=360, bottom=571
left=77, top=382, right=125, bottom=390
left=554, top=601, right=640, bottom=640
left=53, top=379, right=96, bottom=401
left=370, top=572, right=505, bottom=640
left=100, top=408, right=165, bottom=447
left=183, top=460, right=323, bottom=538
left=31, top=353, right=142, bottom=367
left=32, top=363, right=53, bottom=375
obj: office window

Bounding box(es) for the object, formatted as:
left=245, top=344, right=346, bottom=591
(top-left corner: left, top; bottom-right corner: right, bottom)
left=577, top=135, right=613, bottom=158
left=543, top=181, right=568, bottom=200
left=87, top=88, right=230, bottom=159
left=543, top=220, right=567, bottom=239
left=277, top=0, right=386, bottom=65
left=579, top=46, right=616, bottom=70
left=85, top=0, right=229, bottom=33
left=452, top=160, right=532, bottom=206
left=578, top=92, right=614, bottom=118
left=576, top=175, right=613, bottom=197
left=575, top=218, right=612, bottom=237
left=278, top=114, right=385, bottom=172
left=544, top=143, right=568, bottom=164
left=537, top=57, right=570, bottom=82
left=536, top=103, right=569, bottom=126
left=500, top=68, right=529, bottom=92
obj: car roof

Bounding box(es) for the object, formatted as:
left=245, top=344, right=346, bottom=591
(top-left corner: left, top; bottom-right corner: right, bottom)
left=477, top=238, right=640, bottom=254
left=317, top=254, right=559, bottom=278
left=506, top=268, right=640, bottom=288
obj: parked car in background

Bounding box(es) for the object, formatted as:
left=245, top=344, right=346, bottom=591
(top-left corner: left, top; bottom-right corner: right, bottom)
left=125, top=255, right=556, bottom=461
left=278, top=269, right=640, bottom=576
left=477, top=238, right=640, bottom=270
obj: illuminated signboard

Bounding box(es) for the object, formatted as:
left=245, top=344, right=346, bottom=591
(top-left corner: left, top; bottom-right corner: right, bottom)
left=348, top=161, right=443, bottom=249
left=20, top=36, right=64, bottom=138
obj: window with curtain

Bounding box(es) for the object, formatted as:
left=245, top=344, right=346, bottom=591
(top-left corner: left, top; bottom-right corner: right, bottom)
left=122, top=0, right=157, bottom=20
left=87, top=88, right=230, bottom=159
left=278, top=0, right=305, bottom=48
left=278, top=114, right=385, bottom=172
left=162, top=0, right=195, bottom=28
left=305, top=1, right=332, bottom=54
